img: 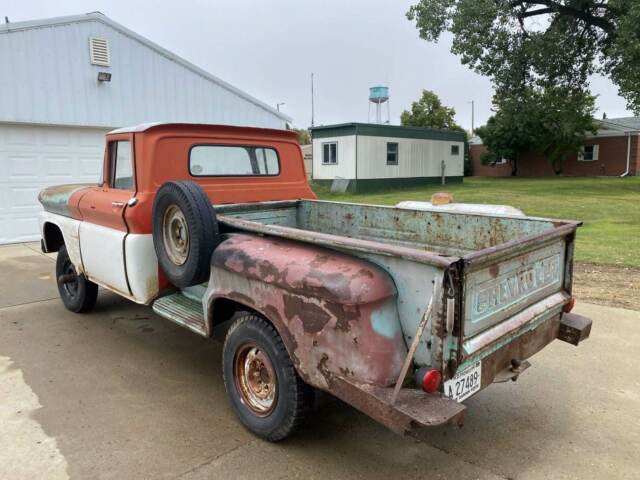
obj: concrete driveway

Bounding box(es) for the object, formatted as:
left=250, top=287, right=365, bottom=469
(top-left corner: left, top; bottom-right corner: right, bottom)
left=1, top=243, right=639, bottom=480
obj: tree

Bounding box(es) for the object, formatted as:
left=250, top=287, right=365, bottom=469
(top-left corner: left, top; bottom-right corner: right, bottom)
left=401, top=90, right=464, bottom=130
left=293, top=128, right=311, bottom=145
left=476, top=87, right=596, bottom=175
left=407, top=0, right=640, bottom=113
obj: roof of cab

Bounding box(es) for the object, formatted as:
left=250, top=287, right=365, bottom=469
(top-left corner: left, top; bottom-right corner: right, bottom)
left=108, top=122, right=298, bottom=139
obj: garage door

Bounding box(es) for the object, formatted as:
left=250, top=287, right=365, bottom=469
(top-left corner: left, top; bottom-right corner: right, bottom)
left=0, top=124, right=110, bottom=244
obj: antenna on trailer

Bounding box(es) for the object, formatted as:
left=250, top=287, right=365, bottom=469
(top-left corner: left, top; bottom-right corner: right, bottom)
left=310, top=72, right=315, bottom=127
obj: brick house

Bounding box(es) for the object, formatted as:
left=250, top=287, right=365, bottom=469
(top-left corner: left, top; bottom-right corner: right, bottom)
left=469, top=117, right=640, bottom=177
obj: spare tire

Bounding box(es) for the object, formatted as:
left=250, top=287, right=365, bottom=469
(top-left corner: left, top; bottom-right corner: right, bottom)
left=152, top=181, right=220, bottom=287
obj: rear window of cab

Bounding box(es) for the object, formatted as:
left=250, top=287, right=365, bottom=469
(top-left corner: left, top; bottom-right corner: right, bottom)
left=189, top=145, right=280, bottom=176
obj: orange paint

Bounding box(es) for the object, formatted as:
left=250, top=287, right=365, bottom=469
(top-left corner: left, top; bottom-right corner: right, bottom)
left=84, top=124, right=318, bottom=234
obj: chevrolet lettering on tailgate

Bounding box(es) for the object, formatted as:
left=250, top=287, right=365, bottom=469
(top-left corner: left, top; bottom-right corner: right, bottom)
left=474, top=254, right=561, bottom=317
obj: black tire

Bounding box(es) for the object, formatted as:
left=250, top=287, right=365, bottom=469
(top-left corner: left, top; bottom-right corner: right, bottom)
left=56, top=245, right=98, bottom=313
left=223, top=313, right=314, bottom=442
left=152, top=181, right=220, bottom=287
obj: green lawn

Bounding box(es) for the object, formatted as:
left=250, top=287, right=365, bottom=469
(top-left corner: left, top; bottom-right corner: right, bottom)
left=313, top=177, right=640, bottom=268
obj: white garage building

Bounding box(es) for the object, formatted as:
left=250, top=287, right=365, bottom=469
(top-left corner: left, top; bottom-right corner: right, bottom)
left=310, top=123, right=465, bottom=192
left=0, top=13, right=290, bottom=244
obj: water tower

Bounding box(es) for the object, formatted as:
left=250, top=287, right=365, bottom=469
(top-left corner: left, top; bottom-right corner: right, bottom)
left=368, top=86, right=390, bottom=124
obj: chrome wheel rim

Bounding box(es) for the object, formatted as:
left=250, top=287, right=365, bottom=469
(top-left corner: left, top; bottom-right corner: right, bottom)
left=234, top=343, right=277, bottom=416
left=162, top=205, right=189, bottom=265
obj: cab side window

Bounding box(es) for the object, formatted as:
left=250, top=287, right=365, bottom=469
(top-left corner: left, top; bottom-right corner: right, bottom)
left=109, top=141, right=134, bottom=190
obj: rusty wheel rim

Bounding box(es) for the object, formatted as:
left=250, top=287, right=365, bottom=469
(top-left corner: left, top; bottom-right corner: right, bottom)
left=234, top=343, right=277, bottom=417
left=62, top=258, right=78, bottom=298
left=162, top=204, right=189, bottom=266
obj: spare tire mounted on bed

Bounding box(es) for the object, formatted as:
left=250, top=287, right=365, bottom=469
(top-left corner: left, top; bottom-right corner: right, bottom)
left=152, top=181, right=220, bottom=287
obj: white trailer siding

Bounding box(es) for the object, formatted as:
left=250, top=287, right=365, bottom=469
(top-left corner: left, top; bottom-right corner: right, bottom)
left=356, top=136, right=464, bottom=179
left=310, top=123, right=466, bottom=191
left=312, top=135, right=357, bottom=180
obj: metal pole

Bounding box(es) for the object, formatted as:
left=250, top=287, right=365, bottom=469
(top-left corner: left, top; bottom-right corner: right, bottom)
left=311, top=73, right=315, bottom=127
left=441, top=160, right=446, bottom=185
left=471, top=100, right=474, bottom=135
left=390, top=294, right=435, bottom=405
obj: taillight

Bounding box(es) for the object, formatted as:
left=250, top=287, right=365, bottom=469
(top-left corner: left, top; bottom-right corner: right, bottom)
left=421, top=368, right=442, bottom=393
left=563, top=297, right=576, bottom=313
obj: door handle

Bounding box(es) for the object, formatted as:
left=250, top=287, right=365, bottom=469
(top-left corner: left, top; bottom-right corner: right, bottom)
left=112, top=201, right=125, bottom=208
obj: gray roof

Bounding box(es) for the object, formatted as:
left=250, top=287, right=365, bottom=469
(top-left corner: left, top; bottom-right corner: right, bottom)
left=0, top=13, right=291, bottom=128
left=310, top=122, right=466, bottom=142
left=597, top=117, right=640, bottom=132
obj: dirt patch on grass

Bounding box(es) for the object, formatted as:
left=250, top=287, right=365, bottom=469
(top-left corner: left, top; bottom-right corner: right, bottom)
left=573, top=263, right=639, bottom=311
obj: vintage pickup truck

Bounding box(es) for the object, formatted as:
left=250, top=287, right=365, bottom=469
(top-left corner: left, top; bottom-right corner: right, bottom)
left=38, top=123, right=592, bottom=442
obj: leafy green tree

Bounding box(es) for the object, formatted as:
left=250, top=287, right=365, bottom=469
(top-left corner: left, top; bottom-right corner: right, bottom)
left=401, top=90, right=463, bottom=130
left=407, top=0, right=640, bottom=113
left=293, top=128, right=311, bottom=145
left=477, top=88, right=596, bottom=175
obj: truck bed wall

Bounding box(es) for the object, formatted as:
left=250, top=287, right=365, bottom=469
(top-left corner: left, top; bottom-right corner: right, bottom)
left=217, top=200, right=559, bottom=257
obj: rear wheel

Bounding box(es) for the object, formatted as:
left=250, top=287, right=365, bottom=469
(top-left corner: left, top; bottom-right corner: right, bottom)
left=222, top=313, right=314, bottom=441
left=56, top=245, right=98, bottom=313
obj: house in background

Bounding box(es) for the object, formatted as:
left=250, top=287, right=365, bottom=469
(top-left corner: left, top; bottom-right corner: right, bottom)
left=470, top=117, right=640, bottom=177
left=0, top=12, right=290, bottom=244
left=310, top=123, right=465, bottom=192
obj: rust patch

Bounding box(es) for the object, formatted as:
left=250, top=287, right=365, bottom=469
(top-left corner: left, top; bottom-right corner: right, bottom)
left=283, top=293, right=331, bottom=334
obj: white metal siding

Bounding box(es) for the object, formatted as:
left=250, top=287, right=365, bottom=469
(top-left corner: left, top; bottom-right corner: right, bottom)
left=311, top=136, right=357, bottom=180
left=0, top=18, right=286, bottom=129
left=0, top=124, right=107, bottom=244
left=356, top=136, right=464, bottom=179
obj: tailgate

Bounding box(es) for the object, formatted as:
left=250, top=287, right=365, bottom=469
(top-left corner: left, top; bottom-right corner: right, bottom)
left=463, top=239, right=566, bottom=339
left=459, top=221, right=579, bottom=363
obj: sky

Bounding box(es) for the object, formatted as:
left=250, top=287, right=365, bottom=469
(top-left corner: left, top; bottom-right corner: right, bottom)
left=3, top=0, right=633, bottom=130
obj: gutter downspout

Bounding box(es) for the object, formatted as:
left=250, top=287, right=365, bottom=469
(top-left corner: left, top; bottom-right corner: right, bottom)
left=620, top=132, right=631, bottom=177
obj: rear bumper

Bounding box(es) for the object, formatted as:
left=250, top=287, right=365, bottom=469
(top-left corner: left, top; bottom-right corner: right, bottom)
left=323, top=376, right=465, bottom=438
left=461, top=307, right=592, bottom=391
left=326, top=312, right=592, bottom=438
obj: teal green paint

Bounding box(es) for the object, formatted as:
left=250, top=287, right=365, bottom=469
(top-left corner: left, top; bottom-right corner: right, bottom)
left=371, top=305, right=401, bottom=338
left=38, top=183, right=93, bottom=218
left=312, top=176, right=463, bottom=192
left=310, top=122, right=465, bottom=142
left=461, top=308, right=560, bottom=362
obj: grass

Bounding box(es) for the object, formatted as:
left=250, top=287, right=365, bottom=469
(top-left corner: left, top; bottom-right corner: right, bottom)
left=312, top=176, right=640, bottom=268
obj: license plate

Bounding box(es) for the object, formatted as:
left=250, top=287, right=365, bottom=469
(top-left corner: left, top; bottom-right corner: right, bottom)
left=444, top=361, right=482, bottom=402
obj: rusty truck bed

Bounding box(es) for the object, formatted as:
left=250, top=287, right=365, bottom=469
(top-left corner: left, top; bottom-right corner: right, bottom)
left=211, top=199, right=584, bottom=434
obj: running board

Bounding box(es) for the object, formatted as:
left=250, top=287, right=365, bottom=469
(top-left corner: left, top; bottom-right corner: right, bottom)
left=152, top=292, right=207, bottom=336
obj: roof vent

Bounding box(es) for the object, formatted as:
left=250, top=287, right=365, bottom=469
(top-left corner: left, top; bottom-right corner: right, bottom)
left=89, top=37, right=110, bottom=66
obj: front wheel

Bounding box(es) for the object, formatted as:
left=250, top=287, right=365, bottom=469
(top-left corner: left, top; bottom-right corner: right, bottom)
left=222, top=313, right=314, bottom=441
left=56, top=245, right=98, bottom=313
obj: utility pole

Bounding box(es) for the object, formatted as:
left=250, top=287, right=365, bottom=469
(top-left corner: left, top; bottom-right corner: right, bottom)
left=311, top=73, right=315, bottom=127
left=468, top=100, right=475, bottom=136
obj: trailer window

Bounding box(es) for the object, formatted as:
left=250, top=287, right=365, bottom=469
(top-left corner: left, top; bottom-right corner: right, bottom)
left=451, top=145, right=460, bottom=156
left=387, top=142, right=398, bottom=165
left=189, top=145, right=280, bottom=176
left=322, top=142, right=338, bottom=165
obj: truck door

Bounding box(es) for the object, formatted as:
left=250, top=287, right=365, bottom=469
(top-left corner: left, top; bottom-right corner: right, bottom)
left=78, top=136, right=135, bottom=296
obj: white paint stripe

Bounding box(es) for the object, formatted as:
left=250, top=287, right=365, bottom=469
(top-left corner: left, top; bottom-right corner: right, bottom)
left=0, top=357, right=69, bottom=480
